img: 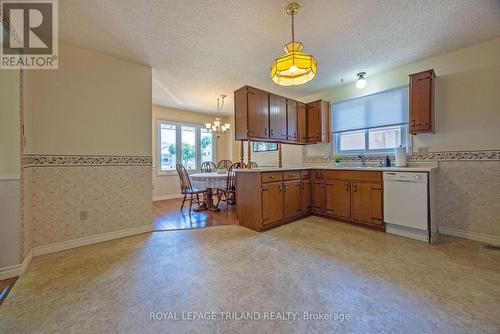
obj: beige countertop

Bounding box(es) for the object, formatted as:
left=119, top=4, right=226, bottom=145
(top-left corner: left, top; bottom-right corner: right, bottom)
left=235, top=163, right=438, bottom=173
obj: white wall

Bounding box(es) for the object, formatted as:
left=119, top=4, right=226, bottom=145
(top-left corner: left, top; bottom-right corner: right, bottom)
left=24, top=42, right=152, bottom=155
left=0, top=69, right=21, bottom=270
left=152, top=105, right=233, bottom=200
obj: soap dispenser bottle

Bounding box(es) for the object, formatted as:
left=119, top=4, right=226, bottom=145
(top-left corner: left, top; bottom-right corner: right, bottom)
left=385, top=155, right=391, bottom=167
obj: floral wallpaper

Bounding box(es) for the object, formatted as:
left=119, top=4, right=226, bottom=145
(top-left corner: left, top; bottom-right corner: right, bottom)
left=26, top=164, right=152, bottom=247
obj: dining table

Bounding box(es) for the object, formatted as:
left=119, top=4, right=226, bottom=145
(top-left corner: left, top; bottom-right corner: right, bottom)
left=189, top=171, right=228, bottom=212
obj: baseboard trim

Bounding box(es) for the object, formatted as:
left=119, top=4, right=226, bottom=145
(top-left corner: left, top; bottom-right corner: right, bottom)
left=33, top=224, right=153, bottom=257
left=0, top=249, right=33, bottom=280
left=439, top=226, right=500, bottom=246
left=153, top=193, right=183, bottom=201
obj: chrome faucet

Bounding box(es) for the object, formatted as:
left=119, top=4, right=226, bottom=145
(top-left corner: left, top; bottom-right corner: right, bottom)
left=357, top=153, right=366, bottom=167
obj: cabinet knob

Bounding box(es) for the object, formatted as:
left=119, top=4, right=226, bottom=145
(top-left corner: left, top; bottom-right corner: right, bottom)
left=353, top=185, right=357, bottom=192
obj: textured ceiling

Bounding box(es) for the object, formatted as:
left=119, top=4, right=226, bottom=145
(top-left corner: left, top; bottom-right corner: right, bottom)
left=59, top=0, right=500, bottom=115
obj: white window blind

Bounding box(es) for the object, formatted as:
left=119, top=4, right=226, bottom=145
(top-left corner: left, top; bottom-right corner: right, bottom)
left=332, top=86, right=408, bottom=133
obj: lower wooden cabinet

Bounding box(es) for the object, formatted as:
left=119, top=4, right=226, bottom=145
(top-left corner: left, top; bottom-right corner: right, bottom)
left=325, top=180, right=351, bottom=219
left=261, top=182, right=283, bottom=226
left=312, top=180, right=325, bottom=214
left=284, top=180, right=302, bottom=219
left=351, top=182, right=383, bottom=226
left=237, top=170, right=312, bottom=231
left=236, top=169, right=384, bottom=232
left=301, top=179, right=312, bottom=214
left=319, top=170, right=384, bottom=230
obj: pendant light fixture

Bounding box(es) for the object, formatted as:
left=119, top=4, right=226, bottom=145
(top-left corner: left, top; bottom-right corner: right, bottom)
left=270, top=3, right=317, bottom=86
left=205, top=95, right=231, bottom=138
left=355, top=72, right=367, bottom=89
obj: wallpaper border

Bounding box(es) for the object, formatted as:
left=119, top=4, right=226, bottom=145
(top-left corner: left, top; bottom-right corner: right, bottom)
left=302, top=149, right=500, bottom=163
left=22, top=154, right=153, bottom=167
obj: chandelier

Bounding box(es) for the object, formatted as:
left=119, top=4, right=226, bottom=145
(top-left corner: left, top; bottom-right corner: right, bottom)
left=205, top=95, right=230, bottom=137
left=270, top=3, right=317, bottom=86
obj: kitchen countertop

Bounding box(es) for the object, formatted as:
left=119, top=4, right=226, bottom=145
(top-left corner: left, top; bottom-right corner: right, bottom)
left=235, top=163, right=438, bottom=173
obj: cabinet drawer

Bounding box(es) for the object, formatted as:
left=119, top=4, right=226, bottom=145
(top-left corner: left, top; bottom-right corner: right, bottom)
left=283, top=171, right=300, bottom=180
left=300, top=170, right=310, bottom=179
left=261, top=172, right=283, bottom=183
left=312, top=170, right=325, bottom=179
left=325, top=170, right=382, bottom=182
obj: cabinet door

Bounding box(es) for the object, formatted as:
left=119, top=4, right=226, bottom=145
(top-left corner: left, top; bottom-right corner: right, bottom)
left=248, top=87, right=269, bottom=139
left=296, top=102, right=307, bottom=143
left=283, top=180, right=302, bottom=219
left=320, top=100, right=330, bottom=143
left=312, top=180, right=325, bottom=213
left=325, top=180, right=351, bottom=219
left=269, top=94, right=287, bottom=140
left=301, top=179, right=311, bottom=213
left=409, top=70, right=434, bottom=134
left=286, top=99, right=298, bottom=141
left=307, top=102, right=321, bottom=143
left=351, top=182, right=383, bottom=226
left=261, top=182, right=283, bottom=226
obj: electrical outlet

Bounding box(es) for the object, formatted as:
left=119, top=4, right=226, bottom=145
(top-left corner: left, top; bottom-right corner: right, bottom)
left=80, top=210, right=88, bottom=220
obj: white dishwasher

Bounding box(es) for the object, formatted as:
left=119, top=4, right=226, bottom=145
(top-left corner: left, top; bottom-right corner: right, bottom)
left=384, top=172, right=433, bottom=243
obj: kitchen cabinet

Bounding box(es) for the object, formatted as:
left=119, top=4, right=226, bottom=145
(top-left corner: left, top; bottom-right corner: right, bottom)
left=301, top=179, right=312, bottom=214
left=236, top=169, right=311, bottom=231
left=312, top=170, right=325, bottom=214
left=269, top=93, right=287, bottom=140
left=234, top=86, right=269, bottom=140
left=287, top=99, right=298, bottom=141
left=325, top=180, right=351, bottom=219
left=351, top=182, right=383, bottom=226
left=307, top=100, right=330, bottom=143
left=283, top=180, right=302, bottom=219
left=321, top=170, right=384, bottom=230
left=261, top=182, right=283, bottom=226
left=409, top=69, right=435, bottom=134
left=234, top=85, right=330, bottom=144
left=296, top=102, right=307, bottom=143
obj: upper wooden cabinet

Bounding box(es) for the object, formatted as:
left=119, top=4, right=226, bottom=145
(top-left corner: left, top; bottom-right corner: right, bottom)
left=269, top=93, right=287, bottom=140
left=307, top=100, right=330, bottom=143
left=296, top=102, right=307, bottom=143
left=234, top=85, right=330, bottom=144
left=286, top=99, right=298, bottom=141
left=409, top=69, right=435, bottom=134
left=234, top=86, right=269, bottom=140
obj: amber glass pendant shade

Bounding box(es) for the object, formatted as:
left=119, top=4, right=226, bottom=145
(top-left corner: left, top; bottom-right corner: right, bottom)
left=271, top=41, right=317, bottom=86
left=270, top=3, right=317, bottom=86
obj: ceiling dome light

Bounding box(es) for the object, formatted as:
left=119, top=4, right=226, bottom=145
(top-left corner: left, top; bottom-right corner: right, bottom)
left=356, top=72, right=366, bottom=89
left=270, top=3, right=317, bottom=86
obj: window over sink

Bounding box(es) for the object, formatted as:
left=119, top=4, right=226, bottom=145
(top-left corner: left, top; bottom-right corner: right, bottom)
left=332, top=86, right=409, bottom=154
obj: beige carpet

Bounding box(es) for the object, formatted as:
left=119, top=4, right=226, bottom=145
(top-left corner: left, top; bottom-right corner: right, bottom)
left=1, top=217, right=499, bottom=333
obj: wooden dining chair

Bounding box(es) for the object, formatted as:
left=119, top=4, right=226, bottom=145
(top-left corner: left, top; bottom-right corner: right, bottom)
left=176, top=164, right=206, bottom=215
left=200, top=161, right=217, bottom=172
left=216, top=162, right=243, bottom=207
left=216, top=159, right=232, bottom=170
